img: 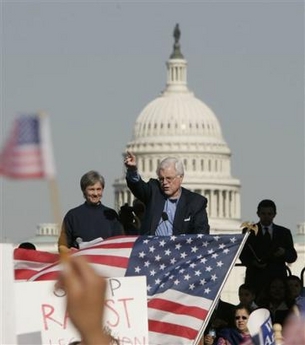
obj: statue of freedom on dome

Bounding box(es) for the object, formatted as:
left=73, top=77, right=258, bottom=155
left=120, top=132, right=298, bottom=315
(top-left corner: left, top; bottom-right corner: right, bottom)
left=173, top=23, right=181, bottom=44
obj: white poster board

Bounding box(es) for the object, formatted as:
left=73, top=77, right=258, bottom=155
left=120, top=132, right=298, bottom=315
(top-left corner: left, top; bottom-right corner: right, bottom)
left=15, top=276, right=148, bottom=345
left=0, top=243, right=17, bottom=345
left=248, top=308, right=275, bottom=345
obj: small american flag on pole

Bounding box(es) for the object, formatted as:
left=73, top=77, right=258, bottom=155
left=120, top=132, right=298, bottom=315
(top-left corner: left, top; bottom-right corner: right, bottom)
left=0, top=113, right=56, bottom=179
left=14, top=234, right=247, bottom=344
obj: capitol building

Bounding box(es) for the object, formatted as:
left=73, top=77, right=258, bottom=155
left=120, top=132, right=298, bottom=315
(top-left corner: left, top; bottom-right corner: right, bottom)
left=24, top=25, right=304, bottom=303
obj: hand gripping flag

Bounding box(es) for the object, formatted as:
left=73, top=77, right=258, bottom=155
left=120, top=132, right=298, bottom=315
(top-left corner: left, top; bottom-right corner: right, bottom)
left=0, top=113, right=56, bottom=179
left=14, top=234, right=248, bottom=345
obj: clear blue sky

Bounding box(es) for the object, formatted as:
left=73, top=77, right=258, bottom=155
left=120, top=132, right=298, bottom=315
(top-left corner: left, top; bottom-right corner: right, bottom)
left=1, top=1, right=304, bottom=243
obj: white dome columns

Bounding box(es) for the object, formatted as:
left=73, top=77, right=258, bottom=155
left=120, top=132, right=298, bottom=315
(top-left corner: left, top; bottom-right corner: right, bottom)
left=166, top=59, right=188, bottom=93
left=204, top=188, right=241, bottom=220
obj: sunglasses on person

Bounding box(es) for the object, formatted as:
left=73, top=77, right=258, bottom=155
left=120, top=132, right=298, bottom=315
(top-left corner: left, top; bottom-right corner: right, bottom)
left=235, top=316, right=248, bottom=320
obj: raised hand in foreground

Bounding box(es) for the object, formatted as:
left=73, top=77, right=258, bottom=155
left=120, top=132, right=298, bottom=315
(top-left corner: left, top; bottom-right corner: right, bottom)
left=60, top=256, right=112, bottom=345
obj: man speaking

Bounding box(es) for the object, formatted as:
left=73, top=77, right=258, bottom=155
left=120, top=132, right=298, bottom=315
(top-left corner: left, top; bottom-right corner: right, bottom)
left=124, top=151, right=210, bottom=236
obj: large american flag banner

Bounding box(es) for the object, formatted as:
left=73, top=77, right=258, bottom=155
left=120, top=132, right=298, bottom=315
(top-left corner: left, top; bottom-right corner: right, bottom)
left=0, top=113, right=56, bottom=179
left=14, top=234, right=247, bottom=345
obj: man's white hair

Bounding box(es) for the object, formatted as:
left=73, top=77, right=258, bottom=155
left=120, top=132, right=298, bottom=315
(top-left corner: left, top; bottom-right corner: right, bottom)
left=156, top=157, right=184, bottom=176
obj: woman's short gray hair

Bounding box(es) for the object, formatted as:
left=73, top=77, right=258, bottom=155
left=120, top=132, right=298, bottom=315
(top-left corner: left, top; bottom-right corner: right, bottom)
left=156, top=157, right=184, bottom=176
left=80, top=170, right=105, bottom=192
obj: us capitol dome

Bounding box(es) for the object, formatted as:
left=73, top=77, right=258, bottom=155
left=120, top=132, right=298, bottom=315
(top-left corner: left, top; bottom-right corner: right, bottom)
left=113, top=24, right=242, bottom=234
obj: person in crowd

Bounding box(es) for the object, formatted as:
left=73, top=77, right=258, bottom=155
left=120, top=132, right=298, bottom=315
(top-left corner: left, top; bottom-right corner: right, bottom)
left=257, top=277, right=291, bottom=325
left=124, top=151, right=209, bottom=235
left=239, top=199, right=297, bottom=297
left=237, top=284, right=258, bottom=311
left=58, top=170, right=123, bottom=251
left=286, top=275, right=304, bottom=304
left=132, top=198, right=146, bottom=226
left=203, top=306, right=252, bottom=345
left=18, top=242, right=36, bottom=250
left=203, top=328, right=217, bottom=345
left=118, top=199, right=145, bottom=235
left=118, top=203, right=139, bottom=235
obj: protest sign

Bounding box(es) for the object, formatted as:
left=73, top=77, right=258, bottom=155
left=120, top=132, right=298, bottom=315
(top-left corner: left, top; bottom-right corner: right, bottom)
left=15, top=276, right=148, bottom=345
left=247, top=308, right=275, bottom=345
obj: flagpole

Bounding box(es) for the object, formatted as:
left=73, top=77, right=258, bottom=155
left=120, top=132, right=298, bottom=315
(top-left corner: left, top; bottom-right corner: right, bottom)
left=38, top=110, right=66, bottom=249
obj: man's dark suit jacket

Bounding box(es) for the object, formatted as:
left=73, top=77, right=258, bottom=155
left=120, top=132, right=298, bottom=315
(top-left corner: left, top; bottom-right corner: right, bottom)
left=126, top=177, right=210, bottom=235
left=239, top=223, right=297, bottom=294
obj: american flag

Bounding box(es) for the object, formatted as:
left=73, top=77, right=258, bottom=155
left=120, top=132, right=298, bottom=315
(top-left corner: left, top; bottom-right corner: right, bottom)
left=14, top=234, right=247, bottom=345
left=0, top=114, right=56, bottom=179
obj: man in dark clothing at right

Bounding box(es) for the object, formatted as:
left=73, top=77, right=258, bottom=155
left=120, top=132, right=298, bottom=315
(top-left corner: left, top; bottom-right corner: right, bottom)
left=240, top=199, right=297, bottom=298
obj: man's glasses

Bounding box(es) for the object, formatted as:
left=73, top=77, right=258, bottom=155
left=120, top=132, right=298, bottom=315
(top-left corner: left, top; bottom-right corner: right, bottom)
left=158, top=175, right=180, bottom=184
left=235, top=316, right=248, bottom=320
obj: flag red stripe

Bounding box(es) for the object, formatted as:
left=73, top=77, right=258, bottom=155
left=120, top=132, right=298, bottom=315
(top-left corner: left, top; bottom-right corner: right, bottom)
left=28, top=254, right=129, bottom=281
left=15, top=269, right=46, bottom=280
left=81, top=254, right=129, bottom=268
left=148, top=298, right=208, bottom=320
left=148, top=319, right=198, bottom=340
left=29, top=271, right=59, bottom=281
left=14, top=248, right=58, bottom=262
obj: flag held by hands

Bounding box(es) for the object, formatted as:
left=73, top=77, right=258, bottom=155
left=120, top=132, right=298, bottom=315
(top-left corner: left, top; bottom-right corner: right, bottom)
left=0, top=113, right=56, bottom=179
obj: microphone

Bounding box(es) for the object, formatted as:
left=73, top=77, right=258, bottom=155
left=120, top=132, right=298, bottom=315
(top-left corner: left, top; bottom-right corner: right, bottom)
left=159, top=211, right=179, bottom=235
left=161, top=212, right=169, bottom=222
left=74, top=237, right=83, bottom=249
